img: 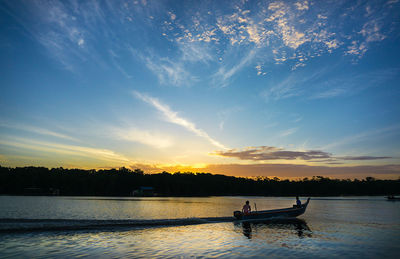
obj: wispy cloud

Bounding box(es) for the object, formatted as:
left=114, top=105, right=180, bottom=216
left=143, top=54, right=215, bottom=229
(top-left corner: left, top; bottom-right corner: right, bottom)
left=217, top=106, right=242, bottom=131
left=1, top=0, right=113, bottom=72
left=213, top=146, right=392, bottom=163
left=0, top=121, right=78, bottom=142
left=109, top=127, right=173, bottom=148
left=279, top=127, right=298, bottom=137
left=263, top=65, right=399, bottom=102
left=29, top=1, right=89, bottom=71
left=178, top=42, right=213, bottom=63
left=0, top=137, right=131, bottom=164
left=109, top=49, right=132, bottom=79
left=310, top=87, right=348, bottom=99
left=292, top=115, right=303, bottom=123
left=143, top=55, right=196, bottom=86
left=386, top=0, right=399, bottom=6
left=339, top=156, right=392, bottom=160
left=6, top=0, right=396, bottom=77
left=322, top=124, right=400, bottom=150
left=310, top=67, right=400, bottom=99
left=213, top=49, right=256, bottom=87
left=262, top=73, right=303, bottom=101
left=133, top=91, right=228, bottom=150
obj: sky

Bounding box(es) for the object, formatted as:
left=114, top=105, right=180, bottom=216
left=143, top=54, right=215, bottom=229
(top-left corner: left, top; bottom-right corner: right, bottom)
left=1, top=0, right=400, bottom=179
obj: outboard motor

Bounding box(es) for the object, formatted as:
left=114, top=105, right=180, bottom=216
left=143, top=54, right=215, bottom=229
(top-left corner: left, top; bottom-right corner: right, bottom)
left=234, top=210, right=243, bottom=220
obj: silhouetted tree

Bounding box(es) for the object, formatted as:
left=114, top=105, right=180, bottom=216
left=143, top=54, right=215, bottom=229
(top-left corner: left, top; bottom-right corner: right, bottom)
left=0, top=166, right=398, bottom=196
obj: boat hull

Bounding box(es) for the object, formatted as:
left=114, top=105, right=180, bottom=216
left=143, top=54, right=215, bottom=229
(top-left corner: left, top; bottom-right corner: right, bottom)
left=234, top=198, right=310, bottom=220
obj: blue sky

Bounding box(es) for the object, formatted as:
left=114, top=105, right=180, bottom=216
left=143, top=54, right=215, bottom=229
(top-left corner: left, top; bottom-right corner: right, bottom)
left=1, top=0, right=400, bottom=179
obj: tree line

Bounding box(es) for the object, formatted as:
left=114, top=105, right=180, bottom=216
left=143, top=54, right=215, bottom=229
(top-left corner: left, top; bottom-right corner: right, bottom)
left=0, top=166, right=398, bottom=196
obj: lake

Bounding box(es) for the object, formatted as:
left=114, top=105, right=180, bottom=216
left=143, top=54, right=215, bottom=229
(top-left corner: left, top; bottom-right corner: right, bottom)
left=0, top=196, right=399, bottom=258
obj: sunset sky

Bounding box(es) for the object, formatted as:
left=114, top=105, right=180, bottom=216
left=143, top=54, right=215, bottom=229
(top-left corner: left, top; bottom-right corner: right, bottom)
left=1, top=0, right=400, bottom=179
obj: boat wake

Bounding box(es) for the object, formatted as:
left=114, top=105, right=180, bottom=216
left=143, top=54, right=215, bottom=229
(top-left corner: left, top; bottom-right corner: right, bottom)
left=0, top=217, right=235, bottom=233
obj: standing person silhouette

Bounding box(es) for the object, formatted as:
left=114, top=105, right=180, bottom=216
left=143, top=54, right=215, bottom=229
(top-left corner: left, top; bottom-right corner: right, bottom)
left=296, top=196, right=302, bottom=207
left=242, top=200, right=251, bottom=215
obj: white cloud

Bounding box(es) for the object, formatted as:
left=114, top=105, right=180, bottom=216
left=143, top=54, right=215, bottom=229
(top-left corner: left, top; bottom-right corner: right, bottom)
left=168, top=11, right=176, bottom=21
left=158, top=0, right=393, bottom=72
left=294, top=1, right=309, bottom=11
left=346, top=41, right=367, bottom=56
left=245, top=24, right=264, bottom=45
left=268, top=2, right=285, bottom=11
left=255, top=64, right=262, bottom=75
left=280, top=24, right=309, bottom=49
left=255, top=64, right=267, bottom=76
left=215, top=8, right=275, bottom=47
left=78, top=38, right=85, bottom=46
left=325, top=39, right=340, bottom=50
left=273, top=11, right=310, bottom=49
left=133, top=91, right=228, bottom=150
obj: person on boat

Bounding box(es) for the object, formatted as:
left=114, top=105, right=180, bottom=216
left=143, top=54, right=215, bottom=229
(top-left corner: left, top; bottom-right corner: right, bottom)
left=296, top=196, right=302, bottom=207
left=242, top=200, right=251, bottom=215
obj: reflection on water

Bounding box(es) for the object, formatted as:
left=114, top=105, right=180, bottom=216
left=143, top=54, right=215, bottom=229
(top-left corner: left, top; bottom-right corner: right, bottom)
left=242, top=222, right=252, bottom=238
left=237, top=218, right=312, bottom=239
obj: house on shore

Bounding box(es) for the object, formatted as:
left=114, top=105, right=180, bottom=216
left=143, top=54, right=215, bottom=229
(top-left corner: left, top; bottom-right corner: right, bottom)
left=23, top=187, right=60, bottom=196
left=132, top=186, right=155, bottom=197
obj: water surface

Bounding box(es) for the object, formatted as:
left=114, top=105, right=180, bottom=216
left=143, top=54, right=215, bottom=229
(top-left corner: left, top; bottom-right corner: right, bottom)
left=0, top=196, right=399, bottom=258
